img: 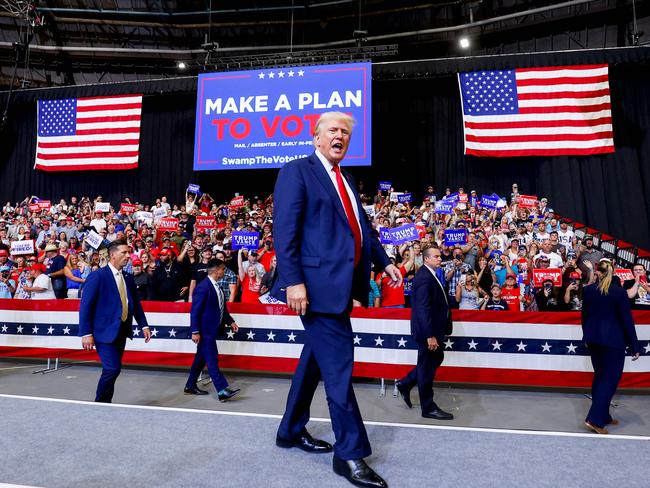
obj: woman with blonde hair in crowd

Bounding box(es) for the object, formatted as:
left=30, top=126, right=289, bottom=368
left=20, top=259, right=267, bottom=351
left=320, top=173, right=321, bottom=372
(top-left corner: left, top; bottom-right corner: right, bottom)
left=64, top=253, right=86, bottom=298
left=581, top=259, right=640, bottom=434
left=455, top=270, right=485, bottom=310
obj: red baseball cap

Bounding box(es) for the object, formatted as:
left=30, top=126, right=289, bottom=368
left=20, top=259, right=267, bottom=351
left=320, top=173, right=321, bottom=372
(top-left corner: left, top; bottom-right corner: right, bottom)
left=132, top=259, right=143, bottom=266
left=30, top=263, right=46, bottom=273
left=159, top=247, right=172, bottom=256
left=569, top=271, right=581, bottom=279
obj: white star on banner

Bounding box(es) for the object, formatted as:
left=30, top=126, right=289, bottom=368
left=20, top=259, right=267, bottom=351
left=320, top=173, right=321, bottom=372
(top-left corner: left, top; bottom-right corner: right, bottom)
left=397, top=337, right=407, bottom=348
left=1, top=325, right=7, bottom=333
left=133, top=327, right=140, bottom=336
left=467, top=339, right=478, bottom=350
left=541, top=342, right=552, bottom=352
left=268, top=72, right=275, bottom=79
left=288, top=70, right=295, bottom=77
left=298, top=69, right=304, bottom=76
left=169, top=329, right=177, bottom=338
left=32, top=326, right=39, bottom=334
left=444, top=339, right=454, bottom=349
left=353, top=335, right=362, bottom=345
left=47, top=326, right=54, bottom=335
left=644, top=342, right=650, bottom=354
left=491, top=340, right=502, bottom=351
left=16, top=325, right=23, bottom=333
left=63, top=327, right=70, bottom=335
left=151, top=328, right=159, bottom=337
left=566, top=343, right=577, bottom=354
left=247, top=330, right=255, bottom=340
left=226, top=330, right=235, bottom=339
left=287, top=332, right=297, bottom=342
left=258, top=72, right=265, bottom=79
left=516, top=341, right=527, bottom=352
left=278, top=71, right=285, bottom=78
left=375, top=336, right=384, bottom=347
left=267, top=331, right=276, bottom=341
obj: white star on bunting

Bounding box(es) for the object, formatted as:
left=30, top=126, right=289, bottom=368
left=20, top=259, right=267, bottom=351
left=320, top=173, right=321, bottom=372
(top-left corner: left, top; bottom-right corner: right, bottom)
left=1, top=325, right=7, bottom=333
left=374, top=336, right=384, bottom=347
left=258, top=72, right=265, bottom=79
left=47, top=326, right=54, bottom=335
left=566, top=343, right=577, bottom=354
left=151, top=328, right=159, bottom=337
left=247, top=330, right=255, bottom=340
left=491, top=340, right=502, bottom=351
left=541, top=342, right=552, bottom=352
left=226, top=330, right=235, bottom=339
left=443, top=339, right=454, bottom=349
left=267, top=331, right=276, bottom=341
left=63, top=327, right=70, bottom=335
left=169, top=329, right=177, bottom=338
left=353, top=335, right=362, bottom=345
left=17, top=325, right=23, bottom=333
left=287, top=332, right=297, bottom=342
left=516, top=341, right=527, bottom=352
left=298, top=69, right=304, bottom=76
left=397, top=337, right=407, bottom=348
left=133, top=327, right=140, bottom=336
left=467, top=339, right=478, bottom=350
left=32, top=326, right=39, bottom=334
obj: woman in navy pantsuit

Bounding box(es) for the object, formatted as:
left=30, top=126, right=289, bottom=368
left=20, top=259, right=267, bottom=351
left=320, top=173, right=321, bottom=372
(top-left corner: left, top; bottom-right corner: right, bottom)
left=581, top=260, right=640, bottom=434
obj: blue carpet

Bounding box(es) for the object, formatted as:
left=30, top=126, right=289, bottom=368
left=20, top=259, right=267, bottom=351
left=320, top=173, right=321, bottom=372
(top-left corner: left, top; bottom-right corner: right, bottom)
left=1, top=395, right=649, bottom=488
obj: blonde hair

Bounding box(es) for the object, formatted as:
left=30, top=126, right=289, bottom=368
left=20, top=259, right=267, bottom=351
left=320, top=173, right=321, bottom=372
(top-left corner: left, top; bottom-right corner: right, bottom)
left=312, top=111, right=355, bottom=138
left=597, top=260, right=614, bottom=295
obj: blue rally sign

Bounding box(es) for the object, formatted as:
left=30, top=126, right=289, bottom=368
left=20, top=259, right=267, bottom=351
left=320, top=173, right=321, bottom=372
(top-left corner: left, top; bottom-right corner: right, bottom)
left=231, top=231, right=260, bottom=250
left=389, top=224, right=419, bottom=245
left=434, top=200, right=454, bottom=214
left=480, top=194, right=498, bottom=209
left=397, top=192, right=412, bottom=204
left=444, top=229, right=468, bottom=246
left=194, top=62, right=372, bottom=171
left=378, top=181, right=392, bottom=191
left=378, top=227, right=393, bottom=245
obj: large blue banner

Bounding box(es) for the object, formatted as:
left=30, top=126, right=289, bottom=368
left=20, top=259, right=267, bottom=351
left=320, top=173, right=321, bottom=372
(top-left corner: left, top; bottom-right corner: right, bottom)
left=194, top=62, right=372, bottom=171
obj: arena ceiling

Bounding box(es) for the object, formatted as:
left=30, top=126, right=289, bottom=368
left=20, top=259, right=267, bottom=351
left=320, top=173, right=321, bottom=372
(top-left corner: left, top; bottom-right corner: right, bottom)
left=0, top=0, right=647, bottom=89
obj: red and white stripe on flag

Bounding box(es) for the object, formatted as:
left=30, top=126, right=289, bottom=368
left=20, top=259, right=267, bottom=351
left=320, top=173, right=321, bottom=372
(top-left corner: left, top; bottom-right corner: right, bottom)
left=35, top=94, right=143, bottom=172
left=458, top=64, right=614, bottom=157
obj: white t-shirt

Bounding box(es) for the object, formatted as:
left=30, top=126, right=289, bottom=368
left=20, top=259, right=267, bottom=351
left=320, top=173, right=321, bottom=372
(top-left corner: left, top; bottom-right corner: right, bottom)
left=32, top=273, right=56, bottom=300
left=90, top=218, right=107, bottom=232
left=534, top=251, right=564, bottom=268
left=557, top=230, right=575, bottom=249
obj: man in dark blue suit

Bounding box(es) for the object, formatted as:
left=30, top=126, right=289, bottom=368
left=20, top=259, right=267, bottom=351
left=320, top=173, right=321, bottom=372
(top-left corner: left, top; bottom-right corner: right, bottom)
left=79, top=239, right=151, bottom=403
left=184, top=258, right=240, bottom=401
left=271, top=112, right=402, bottom=488
left=396, top=247, right=454, bottom=420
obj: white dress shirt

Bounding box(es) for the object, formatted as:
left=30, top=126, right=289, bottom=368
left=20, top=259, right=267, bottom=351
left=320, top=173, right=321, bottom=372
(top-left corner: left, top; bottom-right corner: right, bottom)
left=315, top=150, right=363, bottom=243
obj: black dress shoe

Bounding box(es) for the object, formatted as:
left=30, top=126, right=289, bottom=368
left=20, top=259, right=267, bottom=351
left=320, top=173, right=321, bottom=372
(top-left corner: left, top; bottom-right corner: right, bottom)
left=422, top=408, right=454, bottom=420
left=276, top=431, right=333, bottom=453
left=395, top=381, right=412, bottom=409
left=184, top=386, right=209, bottom=395
left=333, top=455, right=387, bottom=488
left=217, top=387, right=240, bottom=402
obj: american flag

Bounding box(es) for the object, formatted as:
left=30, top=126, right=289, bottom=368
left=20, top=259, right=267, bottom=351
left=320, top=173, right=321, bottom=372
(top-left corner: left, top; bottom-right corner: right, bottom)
left=35, top=94, right=143, bottom=172
left=458, top=64, right=614, bottom=157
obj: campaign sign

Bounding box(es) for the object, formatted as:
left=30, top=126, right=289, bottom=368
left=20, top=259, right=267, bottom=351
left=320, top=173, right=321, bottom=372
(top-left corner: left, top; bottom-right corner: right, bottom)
left=480, top=195, right=498, bottom=209
left=470, top=195, right=477, bottom=207
left=614, top=268, right=634, bottom=282
left=415, top=224, right=427, bottom=238
left=94, top=202, right=110, bottom=213
left=397, top=193, right=412, bottom=204
left=378, top=227, right=393, bottom=245
left=152, top=207, right=167, bottom=221
left=158, top=217, right=179, bottom=232
left=230, top=196, right=245, bottom=208
left=389, top=224, right=419, bottom=245
left=444, top=229, right=468, bottom=246
left=459, top=193, right=468, bottom=204
left=259, top=292, right=285, bottom=305
left=531, top=268, right=562, bottom=287
left=187, top=184, right=201, bottom=194
left=37, top=201, right=51, bottom=210
left=232, top=231, right=260, bottom=250
left=28, top=204, right=40, bottom=212
left=135, top=211, right=153, bottom=223
left=84, top=230, right=103, bottom=250
left=379, top=181, right=392, bottom=191
left=195, top=215, right=216, bottom=230
left=403, top=277, right=413, bottom=297
left=447, top=193, right=460, bottom=204
left=194, top=62, right=372, bottom=171
left=10, top=239, right=34, bottom=256
left=120, top=203, right=136, bottom=214
left=363, top=205, right=375, bottom=219
left=518, top=195, right=538, bottom=208
left=434, top=200, right=454, bottom=214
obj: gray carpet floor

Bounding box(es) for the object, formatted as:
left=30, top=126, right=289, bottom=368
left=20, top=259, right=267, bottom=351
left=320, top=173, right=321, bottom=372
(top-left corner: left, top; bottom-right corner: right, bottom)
left=1, top=395, right=649, bottom=488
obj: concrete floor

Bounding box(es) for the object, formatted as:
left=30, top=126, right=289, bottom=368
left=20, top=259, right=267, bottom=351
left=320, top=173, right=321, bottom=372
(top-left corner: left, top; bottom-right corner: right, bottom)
left=1, top=358, right=649, bottom=436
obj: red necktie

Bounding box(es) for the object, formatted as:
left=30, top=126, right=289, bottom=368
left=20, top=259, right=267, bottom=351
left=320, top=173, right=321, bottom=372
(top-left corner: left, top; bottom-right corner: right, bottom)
left=332, top=165, right=362, bottom=267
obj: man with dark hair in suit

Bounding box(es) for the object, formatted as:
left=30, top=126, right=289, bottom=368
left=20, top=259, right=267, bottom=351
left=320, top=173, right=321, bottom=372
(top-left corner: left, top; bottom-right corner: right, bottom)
left=272, top=111, right=402, bottom=488
left=79, top=239, right=151, bottom=403
left=184, top=258, right=240, bottom=401
left=396, top=246, right=454, bottom=420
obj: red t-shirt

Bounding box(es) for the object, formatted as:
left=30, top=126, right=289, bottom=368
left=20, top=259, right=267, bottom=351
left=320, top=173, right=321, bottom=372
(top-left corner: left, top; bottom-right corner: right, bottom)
left=258, top=249, right=276, bottom=272
left=379, top=266, right=406, bottom=307
left=241, top=275, right=261, bottom=304
left=501, top=286, right=520, bottom=311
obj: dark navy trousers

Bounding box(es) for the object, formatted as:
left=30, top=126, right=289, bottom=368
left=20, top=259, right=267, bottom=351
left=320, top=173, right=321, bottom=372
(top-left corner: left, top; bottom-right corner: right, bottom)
left=186, top=338, right=229, bottom=392
left=400, top=342, right=445, bottom=413
left=94, top=329, right=128, bottom=403
left=277, top=311, right=371, bottom=460
left=586, top=343, right=625, bottom=428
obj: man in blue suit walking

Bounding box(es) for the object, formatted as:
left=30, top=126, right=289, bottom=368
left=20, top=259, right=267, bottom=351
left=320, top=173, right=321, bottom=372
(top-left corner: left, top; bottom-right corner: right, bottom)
left=79, top=239, right=151, bottom=403
left=271, top=112, right=402, bottom=488
left=395, top=247, right=454, bottom=420
left=184, top=258, right=240, bottom=401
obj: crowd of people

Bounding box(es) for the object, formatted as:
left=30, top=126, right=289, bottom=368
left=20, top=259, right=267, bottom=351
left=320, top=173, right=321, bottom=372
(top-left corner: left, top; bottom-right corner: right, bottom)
left=0, top=183, right=647, bottom=312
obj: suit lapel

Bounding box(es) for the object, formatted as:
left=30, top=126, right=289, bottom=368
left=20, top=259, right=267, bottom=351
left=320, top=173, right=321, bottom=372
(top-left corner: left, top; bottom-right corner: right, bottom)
left=308, top=153, right=349, bottom=226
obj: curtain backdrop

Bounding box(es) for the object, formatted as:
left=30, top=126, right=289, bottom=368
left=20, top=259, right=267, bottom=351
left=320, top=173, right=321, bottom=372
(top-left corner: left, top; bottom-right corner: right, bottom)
left=1, top=48, right=649, bottom=249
